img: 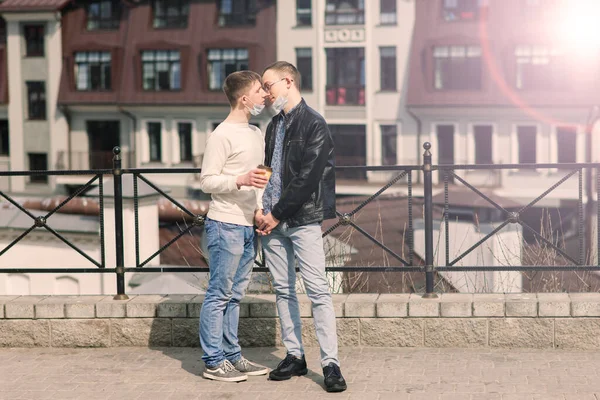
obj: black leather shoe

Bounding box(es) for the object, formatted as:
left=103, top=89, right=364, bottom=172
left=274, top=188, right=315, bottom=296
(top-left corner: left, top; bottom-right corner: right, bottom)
left=323, top=362, right=347, bottom=392
left=268, top=354, right=307, bottom=381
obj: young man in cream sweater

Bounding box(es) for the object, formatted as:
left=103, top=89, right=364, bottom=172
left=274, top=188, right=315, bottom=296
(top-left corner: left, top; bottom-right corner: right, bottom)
left=199, top=71, right=269, bottom=382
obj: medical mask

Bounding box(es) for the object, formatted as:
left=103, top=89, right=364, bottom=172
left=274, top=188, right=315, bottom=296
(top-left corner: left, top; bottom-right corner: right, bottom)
left=271, top=95, right=288, bottom=114
left=246, top=100, right=265, bottom=116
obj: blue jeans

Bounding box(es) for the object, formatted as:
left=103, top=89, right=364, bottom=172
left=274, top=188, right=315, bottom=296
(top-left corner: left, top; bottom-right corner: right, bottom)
left=261, top=222, right=339, bottom=368
left=200, top=218, right=255, bottom=368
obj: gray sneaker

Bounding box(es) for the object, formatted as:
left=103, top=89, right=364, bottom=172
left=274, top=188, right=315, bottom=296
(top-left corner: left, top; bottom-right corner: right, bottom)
left=203, top=360, right=248, bottom=382
left=232, top=357, right=269, bottom=376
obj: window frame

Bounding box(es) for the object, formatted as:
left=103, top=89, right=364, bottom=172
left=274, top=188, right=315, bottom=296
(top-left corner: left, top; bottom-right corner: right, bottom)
left=141, top=50, right=182, bottom=91
left=177, top=121, right=193, bottom=163
left=296, top=48, right=313, bottom=91
left=86, top=0, right=121, bottom=31
left=147, top=121, right=163, bottom=163
left=0, top=120, right=8, bottom=157
left=218, top=0, right=258, bottom=27
left=326, top=47, right=366, bottom=106
left=514, top=45, right=566, bottom=91
left=556, top=126, right=577, bottom=165
left=379, top=0, right=397, bottom=25
left=24, top=24, right=45, bottom=57
left=74, top=51, right=112, bottom=92
left=152, top=0, right=190, bottom=29
left=28, top=153, right=48, bottom=184
left=207, top=48, right=249, bottom=91
left=433, top=45, right=482, bottom=91
left=380, top=124, right=398, bottom=166
left=473, top=124, right=493, bottom=165
left=296, top=0, right=312, bottom=26
left=26, top=81, right=46, bottom=121
left=325, top=0, right=365, bottom=26
left=380, top=46, right=397, bottom=91
left=517, top=125, right=538, bottom=164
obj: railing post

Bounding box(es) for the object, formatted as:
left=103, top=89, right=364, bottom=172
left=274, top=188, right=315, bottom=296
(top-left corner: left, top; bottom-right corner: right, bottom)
left=112, top=146, right=128, bottom=300
left=422, top=142, right=438, bottom=298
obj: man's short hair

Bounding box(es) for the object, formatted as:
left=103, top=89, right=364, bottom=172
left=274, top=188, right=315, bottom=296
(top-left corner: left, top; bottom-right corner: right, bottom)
left=223, top=70, right=262, bottom=106
left=263, top=61, right=301, bottom=90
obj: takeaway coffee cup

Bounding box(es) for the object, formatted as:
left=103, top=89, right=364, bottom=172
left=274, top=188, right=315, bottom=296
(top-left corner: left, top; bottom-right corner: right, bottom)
left=257, top=165, right=272, bottom=181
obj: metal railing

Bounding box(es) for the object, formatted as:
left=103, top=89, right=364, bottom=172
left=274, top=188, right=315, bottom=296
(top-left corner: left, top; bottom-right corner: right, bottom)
left=1, top=144, right=599, bottom=300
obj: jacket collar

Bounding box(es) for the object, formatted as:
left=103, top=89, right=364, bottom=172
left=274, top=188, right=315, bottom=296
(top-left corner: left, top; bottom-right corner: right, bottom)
left=277, top=98, right=306, bottom=129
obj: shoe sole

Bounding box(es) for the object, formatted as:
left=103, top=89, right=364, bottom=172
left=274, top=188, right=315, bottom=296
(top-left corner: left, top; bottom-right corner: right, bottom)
left=268, top=368, right=308, bottom=381
left=202, top=372, right=247, bottom=382
left=245, top=368, right=270, bottom=376
left=326, top=383, right=347, bottom=393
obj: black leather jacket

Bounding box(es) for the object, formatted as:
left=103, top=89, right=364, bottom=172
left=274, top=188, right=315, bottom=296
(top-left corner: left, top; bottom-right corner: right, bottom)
left=264, top=99, right=336, bottom=228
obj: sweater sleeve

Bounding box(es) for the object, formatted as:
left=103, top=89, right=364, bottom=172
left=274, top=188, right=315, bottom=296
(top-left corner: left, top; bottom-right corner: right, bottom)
left=199, top=133, right=238, bottom=194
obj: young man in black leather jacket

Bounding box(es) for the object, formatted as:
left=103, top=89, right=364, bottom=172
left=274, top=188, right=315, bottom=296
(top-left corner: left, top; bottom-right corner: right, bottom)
left=255, top=61, right=347, bottom=393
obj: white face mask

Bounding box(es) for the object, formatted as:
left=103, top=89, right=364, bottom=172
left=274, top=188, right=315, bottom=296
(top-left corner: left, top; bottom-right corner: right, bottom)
left=245, top=100, right=265, bottom=116
left=271, top=95, right=288, bottom=114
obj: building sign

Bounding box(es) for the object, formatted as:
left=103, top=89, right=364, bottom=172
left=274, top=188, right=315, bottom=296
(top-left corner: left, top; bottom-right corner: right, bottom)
left=324, top=28, right=365, bottom=43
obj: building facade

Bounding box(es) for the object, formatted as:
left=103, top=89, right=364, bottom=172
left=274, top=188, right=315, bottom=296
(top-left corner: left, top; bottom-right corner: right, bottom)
left=407, top=0, right=600, bottom=208
left=277, top=0, right=417, bottom=192
left=0, top=0, right=277, bottom=195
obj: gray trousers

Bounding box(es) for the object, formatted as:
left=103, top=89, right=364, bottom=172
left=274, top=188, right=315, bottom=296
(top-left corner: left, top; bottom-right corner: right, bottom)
left=261, top=222, right=340, bottom=368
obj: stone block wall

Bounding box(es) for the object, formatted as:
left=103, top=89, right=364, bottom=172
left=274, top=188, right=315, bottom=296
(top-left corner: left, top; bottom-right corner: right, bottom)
left=1, top=293, right=600, bottom=348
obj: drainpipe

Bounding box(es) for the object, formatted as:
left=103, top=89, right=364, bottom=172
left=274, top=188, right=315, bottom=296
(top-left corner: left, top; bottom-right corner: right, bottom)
left=585, top=105, right=600, bottom=264
left=406, top=106, right=423, bottom=184
left=118, top=107, right=137, bottom=168
left=57, top=104, right=71, bottom=169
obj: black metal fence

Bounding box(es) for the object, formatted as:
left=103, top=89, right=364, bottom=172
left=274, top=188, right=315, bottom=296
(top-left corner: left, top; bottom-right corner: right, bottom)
left=1, top=144, right=599, bottom=299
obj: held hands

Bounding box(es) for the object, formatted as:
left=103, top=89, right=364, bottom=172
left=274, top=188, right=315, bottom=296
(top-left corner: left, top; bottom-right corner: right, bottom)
left=236, top=168, right=268, bottom=189
left=254, top=209, right=279, bottom=236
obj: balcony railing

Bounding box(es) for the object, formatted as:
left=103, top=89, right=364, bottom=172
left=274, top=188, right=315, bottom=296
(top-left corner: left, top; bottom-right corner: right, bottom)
left=1, top=145, right=599, bottom=299
left=326, top=85, right=365, bottom=106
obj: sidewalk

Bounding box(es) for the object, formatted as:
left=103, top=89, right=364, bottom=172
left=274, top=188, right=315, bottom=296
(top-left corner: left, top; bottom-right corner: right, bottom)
left=0, top=346, right=599, bottom=399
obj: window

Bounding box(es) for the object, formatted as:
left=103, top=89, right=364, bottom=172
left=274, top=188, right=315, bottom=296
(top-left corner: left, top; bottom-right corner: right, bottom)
left=381, top=125, right=397, bottom=166
left=147, top=122, right=162, bottom=162
left=0, top=121, right=8, bottom=156
left=296, top=48, right=313, bottom=91
left=442, top=0, right=488, bottom=22
left=219, top=0, right=257, bottom=26
left=24, top=25, right=44, bottom=57
left=178, top=122, right=193, bottom=162
left=75, top=52, right=111, bottom=91
left=296, top=0, right=312, bottom=26
left=329, top=124, right=367, bottom=179
left=515, top=45, right=566, bottom=90
left=87, top=0, right=120, bottom=30
left=380, top=0, right=397, bottom=25
left=325, top=0, right=365, bottom=25
left=517, top=126, right=537, bottom=164
left=434, top=46, right=482, bottom=90
left=153, top=0, right=189, bottom=28
left=474, top=125, right=493, bottom=164
left=326, top=48, right=365, bottom=106
left=380, top=47, right=397, bottom=91
left=556, top=126, right=577, bottom=164
left=142, top=50, right=181, bottom=91
left=26, top=82, right=46, bottom=120
left=207, top=48, right=249, bottom=91
left=28, top=153, right=48, bottom=183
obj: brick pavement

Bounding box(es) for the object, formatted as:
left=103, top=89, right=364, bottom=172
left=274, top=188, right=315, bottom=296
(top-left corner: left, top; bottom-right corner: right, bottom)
left=0, top=347, right=600, bottom=400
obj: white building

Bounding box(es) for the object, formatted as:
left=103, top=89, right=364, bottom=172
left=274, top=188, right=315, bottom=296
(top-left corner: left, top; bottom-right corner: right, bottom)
left=277, top=0, right=418, bottom=192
